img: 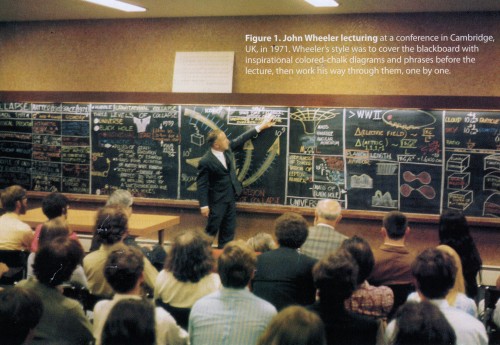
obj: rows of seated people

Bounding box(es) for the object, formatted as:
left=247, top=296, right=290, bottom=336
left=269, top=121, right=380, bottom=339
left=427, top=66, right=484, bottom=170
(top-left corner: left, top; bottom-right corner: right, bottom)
left=0, top=185, right=498, bottom=345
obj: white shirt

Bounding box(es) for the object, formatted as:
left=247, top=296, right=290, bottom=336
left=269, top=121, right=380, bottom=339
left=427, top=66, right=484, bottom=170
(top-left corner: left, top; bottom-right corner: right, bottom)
left=211, top=148, right=227, bottom=169
left=0, top=213, right=33, bottom=250
left=154, top=270, right=221, bottom=308
left=385, top=298, right=488, bottom=345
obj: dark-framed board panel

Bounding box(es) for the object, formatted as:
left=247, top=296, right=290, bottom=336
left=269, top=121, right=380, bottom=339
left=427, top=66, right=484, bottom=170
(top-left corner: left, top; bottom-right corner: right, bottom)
left=1, top=91, right=499, bottom=227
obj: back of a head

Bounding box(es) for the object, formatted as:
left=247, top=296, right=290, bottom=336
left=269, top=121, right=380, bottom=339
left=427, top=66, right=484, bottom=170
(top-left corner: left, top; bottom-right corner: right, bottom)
left=104, top=245, right=145, bottom=294
left=38, top=217, right=70, bottom=249
left=165, top=230, right=214, bottom=283
left=340, top=236, right=374, bottom=285
left=33, top=237, right=84, bottom=287
left=313, top=252, right=358, bottom=303
left=0, top=286, right=43, bottom=345
left=101, top=299, right=155, bottom=345
left=246, top=232, right=277, bottom=253
left=393, top=301, right=456, bottom=345
left=383, top=211, right=408, bottom=240
left=94, top=205, right=129, bottom=245
left=41, top=192, right=69, bottom=219
left=258, top=305, right=326, bottom=345
left=218, top=240, right=256, bottom=288
left=275, top=212, right=309, bottom=249
left=0, top=185, right=26, bottom=212
left=316, top=199, right=341, bottom=221
left=438, top=209, right=470, bottom=243
left=411, top=248, right=456, bottom=300
left=105, top=189, right=134, bottom=208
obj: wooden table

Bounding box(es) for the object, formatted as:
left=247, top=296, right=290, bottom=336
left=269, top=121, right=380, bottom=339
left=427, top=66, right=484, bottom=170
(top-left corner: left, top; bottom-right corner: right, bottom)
left=20, top=208, right=180, bottom=245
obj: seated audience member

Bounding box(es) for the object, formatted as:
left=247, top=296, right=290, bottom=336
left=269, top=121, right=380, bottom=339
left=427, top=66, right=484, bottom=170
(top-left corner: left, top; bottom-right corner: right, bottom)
left=154, top=230, right=221, bottom=328
left=93, top=246, right=187, bottom=345
left=257, top=305, right=326, bottom=345
left=17, top=237, right=94, bottom=345
left=369, top=211, right=416, bottom=286
left=385, top=248, right=487, bottom=345
left=390, top=301, right=456, bottom=345
left=439, top=209, right=482, bottom=299
left=83, top=205, right=158, bottom=297
left=0, top=262, right=8, bottom=279
left=300, top=199, right=347, bottom=260
left=0, top=286, right=43, bottom=345
left=30, top=192, right=77, bottom=252
left=341, top=236, right=394, bottom=319
left=27, top=217, right=87, bottom=288
left=189, top=240, right=277, bottom=345
left=252, top=212, right=317, bottom=310
left=247, top=232, right=277, bottom=252
left=101, top=299, right=156, bottom=345
left=494, top=275, right=500, bottom=328
left=92, top=189, right=167, bottom=269
left=0, top=185, right=33, bottom=250
left=407, top=245, right=477, bottom=317
left=308, top=251, right=380, bottom=345
left=90, top=189, right=134, bottom=251
left=478, top=274, right=500, bottom=321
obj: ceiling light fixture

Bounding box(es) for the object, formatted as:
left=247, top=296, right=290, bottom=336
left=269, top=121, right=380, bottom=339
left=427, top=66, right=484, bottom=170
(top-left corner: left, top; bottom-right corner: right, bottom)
left=305, top=0, right=339, bottom=7
left=83, top=0, right=147, bottom=12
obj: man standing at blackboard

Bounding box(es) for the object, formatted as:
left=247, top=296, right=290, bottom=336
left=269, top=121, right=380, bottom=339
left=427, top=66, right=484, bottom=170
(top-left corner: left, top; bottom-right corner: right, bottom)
left=197, top=115, right=275, bottom=248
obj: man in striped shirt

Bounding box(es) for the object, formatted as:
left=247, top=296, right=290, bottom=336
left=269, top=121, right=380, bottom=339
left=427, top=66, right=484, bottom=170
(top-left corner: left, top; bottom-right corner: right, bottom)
left=189, top=240, right=277, bottom=345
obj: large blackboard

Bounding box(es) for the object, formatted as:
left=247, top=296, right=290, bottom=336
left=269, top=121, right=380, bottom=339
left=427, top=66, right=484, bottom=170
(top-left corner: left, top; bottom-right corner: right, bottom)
left=0, top=101, right=499, bottom=218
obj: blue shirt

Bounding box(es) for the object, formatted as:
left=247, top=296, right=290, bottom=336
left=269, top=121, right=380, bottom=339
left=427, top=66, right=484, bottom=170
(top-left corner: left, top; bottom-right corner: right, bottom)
left=189, top=287, right=277, bottom=345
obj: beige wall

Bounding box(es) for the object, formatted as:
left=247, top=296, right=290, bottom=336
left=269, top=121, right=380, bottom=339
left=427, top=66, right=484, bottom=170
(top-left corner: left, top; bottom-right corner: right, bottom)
left=0, top=12, right=498, bottom=96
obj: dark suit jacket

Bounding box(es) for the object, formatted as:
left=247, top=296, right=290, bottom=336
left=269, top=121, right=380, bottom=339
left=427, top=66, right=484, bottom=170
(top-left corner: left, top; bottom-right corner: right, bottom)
left=252, top=247, right=317, bottom=311
left=308, top=302, right=379, bottom=345
left=197, top=128, right=258, bottom=207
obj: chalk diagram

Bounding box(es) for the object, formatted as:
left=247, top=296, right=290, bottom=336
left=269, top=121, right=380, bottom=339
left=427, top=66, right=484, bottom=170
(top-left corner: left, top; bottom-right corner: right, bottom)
left=400, top=170, right=436, bottom=200
left=182, top=107, right=283, bottom=192
left=351, top=174, right=373, bottom=189
left=133, top=115, right=151, bottom=133
left=314, top=156, right=344, bottom=184
left=373, top=163, right=398, bottom=208
left=372, top=190, right=397, bottom=208
left=376, top=163, right=398, bottom=176
left=382, top=109, right=436, bottom=130
left=446, top=153, right=473, bottom=210
left=483, top=154, right=500, bottom=217
left=290, top=108, right=339, bottom=135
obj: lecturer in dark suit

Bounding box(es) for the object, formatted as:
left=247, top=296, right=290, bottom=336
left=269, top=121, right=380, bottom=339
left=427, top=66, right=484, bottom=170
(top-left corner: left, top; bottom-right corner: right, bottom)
left=197, top=116, right=274, bottom=248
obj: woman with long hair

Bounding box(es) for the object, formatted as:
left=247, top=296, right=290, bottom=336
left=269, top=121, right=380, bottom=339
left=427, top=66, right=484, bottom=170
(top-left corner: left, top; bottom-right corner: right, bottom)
left=439, top=209, right=482, bottom=299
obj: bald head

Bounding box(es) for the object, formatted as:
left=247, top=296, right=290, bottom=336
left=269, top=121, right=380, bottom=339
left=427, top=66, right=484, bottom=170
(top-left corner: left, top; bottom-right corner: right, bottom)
left=315, top=199, right=342, bottom=226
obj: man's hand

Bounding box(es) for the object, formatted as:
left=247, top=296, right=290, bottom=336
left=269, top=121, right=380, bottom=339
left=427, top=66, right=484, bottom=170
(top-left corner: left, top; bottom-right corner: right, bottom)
left=201, top=207, right=210, bottom=217
left=259, top=113, right=276, bottom=130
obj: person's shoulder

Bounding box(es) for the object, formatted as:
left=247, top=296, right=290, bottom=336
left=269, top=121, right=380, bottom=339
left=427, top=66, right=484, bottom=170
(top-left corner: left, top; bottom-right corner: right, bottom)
left=155, top=306, right=178, bottom=325
left=348, top=310, right=380, bottom=330
left=93, top=298, right=112, bottom=314
left=251, top=293, right=277, bottom=315
left=192, top=290, right=219, bottom=307
left=444, top=304, right=485, bottom=326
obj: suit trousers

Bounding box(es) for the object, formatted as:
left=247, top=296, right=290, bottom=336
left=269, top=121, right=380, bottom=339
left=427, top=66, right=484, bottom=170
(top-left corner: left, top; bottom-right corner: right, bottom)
left=206, top=199, right=237, bottom=248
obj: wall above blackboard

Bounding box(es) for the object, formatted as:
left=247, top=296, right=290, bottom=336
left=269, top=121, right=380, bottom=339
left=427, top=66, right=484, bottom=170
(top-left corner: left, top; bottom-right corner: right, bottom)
left=0, top=92, right=499, bottom=225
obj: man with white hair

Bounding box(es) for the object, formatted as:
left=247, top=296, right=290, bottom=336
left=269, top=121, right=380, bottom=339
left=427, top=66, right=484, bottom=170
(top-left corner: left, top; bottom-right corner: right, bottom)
left=300, top=199, right=347, bottom=260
